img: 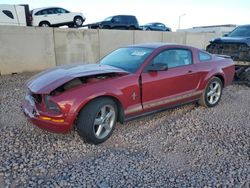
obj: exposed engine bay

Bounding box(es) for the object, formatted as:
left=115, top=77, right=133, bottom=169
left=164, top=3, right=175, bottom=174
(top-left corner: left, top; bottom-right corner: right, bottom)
left=53, top=73, right=119, bottom=94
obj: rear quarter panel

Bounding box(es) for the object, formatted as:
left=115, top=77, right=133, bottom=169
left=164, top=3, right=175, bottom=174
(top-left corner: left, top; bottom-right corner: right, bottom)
left=194, top=54, right=235, bottom=90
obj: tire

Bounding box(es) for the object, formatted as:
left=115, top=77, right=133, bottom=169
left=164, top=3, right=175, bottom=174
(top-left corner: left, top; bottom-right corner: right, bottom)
left=199, top=77, right=223, bottom=107
left=102, top=25, right=110, bottom=29
left=146, top=27, right=151, bottom=31
left=128, top=26, right=135, bottom=30
left=74, top=16, right=84, bottom=27
left=77, top=98, right=117, bottom=144
left=39, top=21, right=50, bottom=27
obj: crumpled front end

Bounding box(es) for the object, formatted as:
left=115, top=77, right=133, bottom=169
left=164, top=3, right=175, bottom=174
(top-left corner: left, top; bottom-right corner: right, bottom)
left=206, top=40, right=250, bottom=87
left=21, top=91, right=75, bottom=133
left=206, top=43, right=250, bottom=62
left=21, top=64, right=127, bottom=133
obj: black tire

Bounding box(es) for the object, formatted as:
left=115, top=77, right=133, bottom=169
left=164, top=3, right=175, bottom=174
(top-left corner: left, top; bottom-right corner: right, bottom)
left=128, top=26, right=135, bottom=30
left=102, top=25, right=110, bottom=29
left=199, top=77, right=223, bottom=107
left=77, top=98, right=117, bottom=144
left=74, top=16, right=84, bottom=27
left=39, top=21, right=50, bottom=27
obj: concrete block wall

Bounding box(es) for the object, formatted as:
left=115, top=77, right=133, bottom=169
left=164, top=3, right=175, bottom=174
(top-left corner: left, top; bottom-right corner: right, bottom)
left=54, top=28, right=100, bottom=65
left=0, top=26, right=56, bottom=75
left=0, top=26, right=222, bottom=75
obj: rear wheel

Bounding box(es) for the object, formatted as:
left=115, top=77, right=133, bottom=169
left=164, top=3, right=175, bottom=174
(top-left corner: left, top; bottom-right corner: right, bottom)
left=128, top=26, right=135, bottom=30
left=199, top=77, right=223, bottom=107
left=39, top=21, right=50, bottom=27
left=77, top=98, right=117, bottom=144
left=102, top=25, right=110, bottom=29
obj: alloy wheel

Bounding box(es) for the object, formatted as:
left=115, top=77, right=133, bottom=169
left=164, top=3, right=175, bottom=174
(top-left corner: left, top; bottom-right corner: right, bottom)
left=93, top=105, right=116, bottom=139
left=206, top=81, right=222, bottom=105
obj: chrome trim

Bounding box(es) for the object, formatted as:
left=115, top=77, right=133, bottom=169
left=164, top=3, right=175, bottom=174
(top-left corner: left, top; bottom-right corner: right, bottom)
left=125, top=105, right=142, bottom=114
left=144, top=91, right=203, bottom=110
left=125, top=90, right=202, bottom=114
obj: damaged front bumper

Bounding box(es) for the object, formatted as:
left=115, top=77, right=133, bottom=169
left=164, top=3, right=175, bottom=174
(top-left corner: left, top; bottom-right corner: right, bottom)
left=207, top=43, right=250, bottom=61
left=21, top=94, right=74, bottom=133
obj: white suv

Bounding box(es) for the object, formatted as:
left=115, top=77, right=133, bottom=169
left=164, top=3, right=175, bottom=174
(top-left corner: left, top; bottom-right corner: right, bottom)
left=31, top=7, right=85, bottom=27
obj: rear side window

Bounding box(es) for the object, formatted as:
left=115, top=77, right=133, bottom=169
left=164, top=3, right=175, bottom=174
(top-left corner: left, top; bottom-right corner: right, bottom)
left=128, top=16, right=137, bottom=24
left=2, top=10, right=14, bottom=19
left=55, top=8, right=69, bottom=14
left=35, top=8, right=56, bottom=15
left=199, top=51, right=212, bottom=61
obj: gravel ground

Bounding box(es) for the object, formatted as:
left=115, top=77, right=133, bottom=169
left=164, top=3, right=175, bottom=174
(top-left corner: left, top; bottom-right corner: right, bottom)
left=0, top=73, right=249, bottom=188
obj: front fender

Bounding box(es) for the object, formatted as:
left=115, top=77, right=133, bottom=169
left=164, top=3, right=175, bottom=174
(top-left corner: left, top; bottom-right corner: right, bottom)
left=74, top=90, right=124, bottom=116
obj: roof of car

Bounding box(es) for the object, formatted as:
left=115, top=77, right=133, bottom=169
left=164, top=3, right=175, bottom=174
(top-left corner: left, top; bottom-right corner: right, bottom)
left=32, top=7, right=64, bottom=12
left=110, top=15, right=136, bottom=17
left=128, top=43, right=183, bottom=49
left=237, top=24, right=250, bottom=27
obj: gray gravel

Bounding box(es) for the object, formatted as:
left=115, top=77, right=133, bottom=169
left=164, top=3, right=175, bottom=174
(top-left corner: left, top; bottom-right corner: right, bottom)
left=0, top=72, right=249, bottom=187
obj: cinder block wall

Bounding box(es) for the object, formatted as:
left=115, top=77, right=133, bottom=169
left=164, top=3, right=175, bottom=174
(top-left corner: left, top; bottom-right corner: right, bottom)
left=0, top=26, right=221, bottom=75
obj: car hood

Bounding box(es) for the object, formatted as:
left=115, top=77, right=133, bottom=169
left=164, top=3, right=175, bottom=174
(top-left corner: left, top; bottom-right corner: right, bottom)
left=210, top=37, right=250, bottom=46
left=26, top=63, right=127, bottom=94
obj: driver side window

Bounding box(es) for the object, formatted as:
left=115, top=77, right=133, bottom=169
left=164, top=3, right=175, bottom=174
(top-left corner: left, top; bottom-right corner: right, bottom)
left=152, top=49, right=192, bottom=68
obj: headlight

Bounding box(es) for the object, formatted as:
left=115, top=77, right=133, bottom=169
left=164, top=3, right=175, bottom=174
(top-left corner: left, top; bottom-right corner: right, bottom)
left=44, top=95, right=61, bottom=113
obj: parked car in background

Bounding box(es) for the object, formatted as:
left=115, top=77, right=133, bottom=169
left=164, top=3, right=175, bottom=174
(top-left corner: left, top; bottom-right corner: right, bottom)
left=31, top=7, right=85, bottom=27
left=0, top=4, right=31, bottom=26
left=22, top=43, right=235, bottom=144
left=87, top=15, right=139, bottom=30
left=140, top=22, right=171, bottom=31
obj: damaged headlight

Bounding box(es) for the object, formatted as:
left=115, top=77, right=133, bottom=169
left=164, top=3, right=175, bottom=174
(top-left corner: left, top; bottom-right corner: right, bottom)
left=44, top=95, right=61, bottom=113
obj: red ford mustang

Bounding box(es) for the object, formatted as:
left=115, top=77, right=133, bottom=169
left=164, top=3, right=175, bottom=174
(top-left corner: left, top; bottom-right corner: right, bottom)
left=22, top=43, right=235, bottom=144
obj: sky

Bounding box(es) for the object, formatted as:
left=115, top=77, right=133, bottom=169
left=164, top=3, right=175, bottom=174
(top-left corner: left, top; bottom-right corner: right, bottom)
left=1, top=0, right=250, bottom=30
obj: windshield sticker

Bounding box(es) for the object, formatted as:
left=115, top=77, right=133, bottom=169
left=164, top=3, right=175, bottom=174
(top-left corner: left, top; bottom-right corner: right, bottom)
left=131, top=51, right=147, bottom=56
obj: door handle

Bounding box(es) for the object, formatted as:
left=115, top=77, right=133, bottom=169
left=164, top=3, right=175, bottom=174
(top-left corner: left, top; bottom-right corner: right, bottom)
left=187, top=70, right=193, bottom=74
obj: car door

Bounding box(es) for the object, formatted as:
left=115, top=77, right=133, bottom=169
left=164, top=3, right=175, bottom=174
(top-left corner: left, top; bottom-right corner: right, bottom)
left=55, top=8, right=71, bottom=24
left=151, top=23, right=158, bottom=30
left=141, top=48, right=200, bottom=111
left=35, top=8, right=56, bottom=25
left=111, top=16, right=122, bottom=29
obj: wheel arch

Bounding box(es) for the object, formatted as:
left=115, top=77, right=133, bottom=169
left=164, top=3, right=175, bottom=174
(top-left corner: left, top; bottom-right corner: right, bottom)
left=200, top=70, right=226, bottom=90
left=39, top=20, right=50, bottom=26
left=74, top=15, right=83, bottom=20
left=75, top=95, right=125, bottom=124
left=213, top=74, right=225, bottom=87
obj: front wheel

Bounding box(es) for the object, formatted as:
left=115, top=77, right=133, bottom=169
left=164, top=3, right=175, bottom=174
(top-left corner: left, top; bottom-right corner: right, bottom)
left=199, top=77, right=223, bottom=107
left=77, top=98, right=117, bottom=144
left=74, top=16, right=84, bottom=27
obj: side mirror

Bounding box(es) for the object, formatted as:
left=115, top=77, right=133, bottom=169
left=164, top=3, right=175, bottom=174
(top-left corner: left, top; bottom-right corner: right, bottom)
left=147, top=63, right=168, bottom=72
left=223, top=33, right=228, bottom=37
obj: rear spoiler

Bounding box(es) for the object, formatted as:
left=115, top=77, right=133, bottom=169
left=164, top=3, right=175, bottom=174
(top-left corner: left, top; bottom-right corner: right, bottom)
left=214, top=54, right=232, bottom=59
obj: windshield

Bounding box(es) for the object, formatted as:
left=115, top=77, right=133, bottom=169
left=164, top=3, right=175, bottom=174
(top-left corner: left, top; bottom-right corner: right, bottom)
left=104, top=16, right=113, bottom=21
left=100, top=47, right=154, bottom=73
left=228, top=26, right=250, bottom=37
